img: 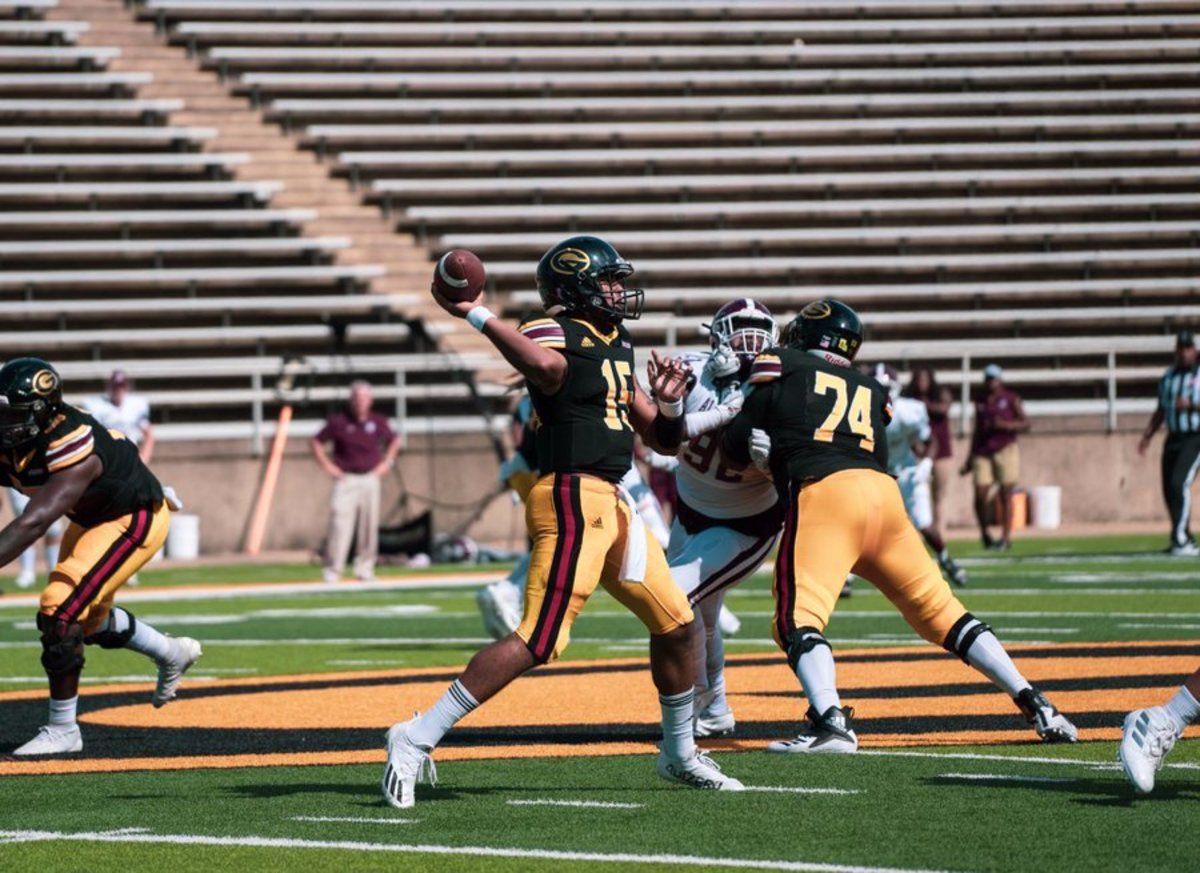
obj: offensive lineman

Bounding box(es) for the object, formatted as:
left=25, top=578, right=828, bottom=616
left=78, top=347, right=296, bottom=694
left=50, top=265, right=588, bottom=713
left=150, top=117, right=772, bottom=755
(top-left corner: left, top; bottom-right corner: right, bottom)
left=381, top=236, right=744, bottom=808
left=721, top=300, right=1078, bottom=753
left=0, top=358, right=201, bottom=755
left=874, top=364, right=968, bottom=587
left=668, top=299, right=784, bottom=737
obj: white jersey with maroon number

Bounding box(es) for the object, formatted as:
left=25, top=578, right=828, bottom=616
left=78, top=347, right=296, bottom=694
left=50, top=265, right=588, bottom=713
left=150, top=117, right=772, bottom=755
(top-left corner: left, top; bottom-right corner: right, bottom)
left=675, top=353, right=777, bottom=520
left=886, top=395, right=932, bottom=475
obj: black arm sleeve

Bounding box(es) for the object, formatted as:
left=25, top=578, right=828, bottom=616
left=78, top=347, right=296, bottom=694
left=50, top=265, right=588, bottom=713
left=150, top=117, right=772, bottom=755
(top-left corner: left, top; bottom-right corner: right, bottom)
left=652, top=410, right=684, bottom=453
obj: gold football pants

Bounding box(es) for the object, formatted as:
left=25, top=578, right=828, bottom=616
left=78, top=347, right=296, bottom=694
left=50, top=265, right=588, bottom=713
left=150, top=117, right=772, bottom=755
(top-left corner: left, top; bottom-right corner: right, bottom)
left=517, top=473, right=693, bottom=663
left=773, top=468, right=967, bottom=649
left=40, top=501, right=171, bottom=635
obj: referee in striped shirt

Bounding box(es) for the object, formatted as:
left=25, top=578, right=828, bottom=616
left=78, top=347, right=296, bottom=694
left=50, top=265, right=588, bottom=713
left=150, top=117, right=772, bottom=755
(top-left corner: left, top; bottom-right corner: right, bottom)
left=1139, top=330, right=1200, bottom=556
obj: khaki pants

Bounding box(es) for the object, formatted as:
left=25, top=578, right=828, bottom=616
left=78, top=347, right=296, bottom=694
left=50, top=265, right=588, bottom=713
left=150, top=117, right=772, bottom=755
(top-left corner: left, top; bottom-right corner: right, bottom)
left=325, top=473, right=380, bottom=579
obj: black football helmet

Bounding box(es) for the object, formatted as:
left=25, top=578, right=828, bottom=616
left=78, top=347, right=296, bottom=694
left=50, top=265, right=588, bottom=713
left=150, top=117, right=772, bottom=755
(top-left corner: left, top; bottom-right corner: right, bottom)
left=535, top=235, right=643, bottom=322
left=784, top=298, right=864, bottom=363
left=0, top=357, right=63, bottom=449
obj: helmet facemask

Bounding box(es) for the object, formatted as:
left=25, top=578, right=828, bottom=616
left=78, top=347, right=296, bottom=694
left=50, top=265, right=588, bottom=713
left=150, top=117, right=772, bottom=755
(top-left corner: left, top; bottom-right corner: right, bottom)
left=572, top=264, right=643, bottom=323
left=0, top=398, right=47, bottom=450
left=708, top=308, right=778, bottom=379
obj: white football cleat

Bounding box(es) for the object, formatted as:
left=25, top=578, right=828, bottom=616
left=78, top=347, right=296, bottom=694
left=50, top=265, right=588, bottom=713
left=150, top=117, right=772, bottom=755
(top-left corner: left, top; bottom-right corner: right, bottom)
left=1169, top=541, right=1200, bottom=557
left=768, top=705, right=859, bottom=754
left=656, top=749, right=744, bottom=791
left=717, top=605, right=741, bottom=637
left=1120, top=706, right=1181, bottom=795
left=12, top=724, right=82, bottom=756
left=476, top=581, right=521, bottom=640
left=153, top=636, right=202, bottom=708
left=1015, top=687, right=1078, bottom=743
left=694, top=705, right=736, bottom=738
left=14, top=569, right=36, bottom=589
left=382, top=716, right=437, bottom=809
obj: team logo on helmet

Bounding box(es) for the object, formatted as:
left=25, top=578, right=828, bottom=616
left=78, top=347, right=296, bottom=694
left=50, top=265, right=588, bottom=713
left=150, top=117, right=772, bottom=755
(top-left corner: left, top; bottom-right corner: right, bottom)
left=550, top=248, right=592, bottom=276
left=801, top=300, right=833, bottom=319
left=32, top=369, right=58, bottom=397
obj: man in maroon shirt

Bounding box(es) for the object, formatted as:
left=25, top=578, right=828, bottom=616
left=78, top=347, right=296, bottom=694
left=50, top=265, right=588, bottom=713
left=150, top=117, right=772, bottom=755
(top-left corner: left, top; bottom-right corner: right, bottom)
left=961, top=364, right=1030, bottom=551
left=311, top=381, right=402, bottom=582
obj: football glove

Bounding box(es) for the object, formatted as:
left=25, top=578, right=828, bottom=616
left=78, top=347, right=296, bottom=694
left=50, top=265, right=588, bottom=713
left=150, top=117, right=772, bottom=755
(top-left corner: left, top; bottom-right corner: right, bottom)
left=749, top=428, right=772, bottom=472
left=704, top=343, right=741, bottom=381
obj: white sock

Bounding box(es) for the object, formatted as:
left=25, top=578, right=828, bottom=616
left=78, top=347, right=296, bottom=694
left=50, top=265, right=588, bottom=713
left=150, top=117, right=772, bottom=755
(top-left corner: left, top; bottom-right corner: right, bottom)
left=795, top=645, right=841, bottom=715
left=660, top=689, right=696, bottom=761
left=1164, top=685, right=1200, bottom=733
left=106, top=608, right=174, bottom=662
left=408, top=679, right=478, bottom=750
left=44, top=542, right=59, bottom=571
left=18, top=547, right=34, bottom=576
left=706, top=672, right=729, bottom=716
left=49, top=695, right=77, bottom=727
left=964, top=630, right=1030, bottom=698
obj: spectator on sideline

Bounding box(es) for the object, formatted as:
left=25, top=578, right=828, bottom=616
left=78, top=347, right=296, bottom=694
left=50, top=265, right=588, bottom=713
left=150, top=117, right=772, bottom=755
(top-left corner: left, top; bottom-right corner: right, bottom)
left=1138, top=330, right=1200, bottom=556
left=904, top=367, right=955, bottom=541
left=84, top=369, right=155, bottom=464
left=312, top=380, right=403, bottom=583
left=961, top=364, right=1030, bottom=551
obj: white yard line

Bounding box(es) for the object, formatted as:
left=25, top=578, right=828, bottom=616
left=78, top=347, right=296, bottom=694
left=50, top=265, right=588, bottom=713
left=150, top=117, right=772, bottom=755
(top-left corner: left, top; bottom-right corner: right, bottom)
left=507, top=799, right=644, bottom=809
left=291, top=816, right=417, bottom=825
left=0, top=830, right=961, bottom=873
left=935, top=773, right=1074, bottom=784
left=859, top=750, right=1200, bottom=773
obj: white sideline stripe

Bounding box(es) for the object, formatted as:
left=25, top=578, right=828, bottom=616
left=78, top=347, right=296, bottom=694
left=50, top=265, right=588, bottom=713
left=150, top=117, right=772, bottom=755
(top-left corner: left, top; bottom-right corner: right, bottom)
left=507, top=799, right=644, bottom=809
left=11, top=605, right=442, bottom=629
left=743, top=786, right=862, bottom=796
left=0, top=574, right=504, bottom=608
left=291, top=816, right=418, bottom=825
left=936, top=773, right=1074, bottom=784
left=1052, top=572, right=1200, bottom=583
left=726, top=610, right=1199, bottom=620
left=0, top=830, right=962, bottom=873
left=1118, top=622, right=1200, bottom=629
left=860, top=750, right=1200, bottom=772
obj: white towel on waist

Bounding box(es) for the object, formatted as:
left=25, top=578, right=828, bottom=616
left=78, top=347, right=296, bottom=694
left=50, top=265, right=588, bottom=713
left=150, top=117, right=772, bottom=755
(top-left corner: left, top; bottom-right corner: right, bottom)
left=615, top=483, right=649, bottom=584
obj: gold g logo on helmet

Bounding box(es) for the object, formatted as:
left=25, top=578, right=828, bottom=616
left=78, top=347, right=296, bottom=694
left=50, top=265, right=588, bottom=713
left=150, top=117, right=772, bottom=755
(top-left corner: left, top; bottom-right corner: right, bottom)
left=31, top=369, right=58, bottom=397
left=550, top=247, right=592, bottom=276
left=800, top=300, right=833, bottom=320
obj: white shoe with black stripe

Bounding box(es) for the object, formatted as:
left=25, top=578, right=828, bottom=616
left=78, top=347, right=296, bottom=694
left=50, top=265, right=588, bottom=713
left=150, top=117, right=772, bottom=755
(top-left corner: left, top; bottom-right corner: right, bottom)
left=768, top=705, right=859, bottom=754
left=382, top=716, right=437, bottom=809
left=656, top=749, right=744, bottom=790
left=1015, top=687, right=1078, bottom=743
left=1120, top=706, right=1180, bottom=794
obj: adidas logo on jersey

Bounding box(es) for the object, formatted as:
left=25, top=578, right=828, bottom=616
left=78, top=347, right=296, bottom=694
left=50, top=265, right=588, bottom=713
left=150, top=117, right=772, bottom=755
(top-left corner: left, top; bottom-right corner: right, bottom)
left=580, top=337, right=595, bottom=349
left=590, top=516, right=604, bottom=529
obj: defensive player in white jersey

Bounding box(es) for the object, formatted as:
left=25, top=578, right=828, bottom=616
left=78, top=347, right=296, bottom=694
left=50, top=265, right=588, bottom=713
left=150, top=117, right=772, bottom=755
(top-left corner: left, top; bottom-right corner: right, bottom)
left=876, top=364, right=968, bottom=587
left=668, top=299, right=785, bottom=737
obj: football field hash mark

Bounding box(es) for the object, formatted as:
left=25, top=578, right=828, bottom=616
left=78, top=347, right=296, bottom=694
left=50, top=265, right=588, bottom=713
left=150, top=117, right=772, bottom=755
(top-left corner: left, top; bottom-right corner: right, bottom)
left=935, top=773, right=1076, bottom=784
left=290, top=816, right=418, bottom=825
left=506, top=799, right=644, bottom=809
left=742, top=786, right=862, bottom=796
left=0, top=829, right=965, bottom=873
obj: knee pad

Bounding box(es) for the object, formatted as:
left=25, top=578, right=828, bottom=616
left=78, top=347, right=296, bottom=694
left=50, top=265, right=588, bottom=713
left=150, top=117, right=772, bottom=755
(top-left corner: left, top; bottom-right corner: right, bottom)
left=943, top=613, right=991, bottom=663
left=786, top=626, right=831, bottom=672
left=36, top=613, right=85, bottom=677
left=84, top=607, right=137, bottom=650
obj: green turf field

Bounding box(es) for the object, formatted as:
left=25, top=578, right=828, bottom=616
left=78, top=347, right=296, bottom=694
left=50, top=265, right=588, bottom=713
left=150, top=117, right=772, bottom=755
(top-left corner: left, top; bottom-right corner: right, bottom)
left=0, top=534, right=1197, bottom=872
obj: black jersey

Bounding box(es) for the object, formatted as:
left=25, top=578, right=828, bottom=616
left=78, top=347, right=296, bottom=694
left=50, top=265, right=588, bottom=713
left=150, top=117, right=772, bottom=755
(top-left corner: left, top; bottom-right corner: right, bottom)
left=518, top=315, right=636, bottom=483
left=0, top=404, right=163, bottom=527
left=722, top=348, right=892, bottom=485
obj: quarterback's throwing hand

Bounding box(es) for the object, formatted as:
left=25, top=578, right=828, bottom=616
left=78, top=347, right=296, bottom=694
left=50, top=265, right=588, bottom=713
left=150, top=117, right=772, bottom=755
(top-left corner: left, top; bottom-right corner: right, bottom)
left=429, top=281, right=483, bottom=319
left=648, top=351, right=690, bottom=404
left=749, top=428, right=772, bottom=472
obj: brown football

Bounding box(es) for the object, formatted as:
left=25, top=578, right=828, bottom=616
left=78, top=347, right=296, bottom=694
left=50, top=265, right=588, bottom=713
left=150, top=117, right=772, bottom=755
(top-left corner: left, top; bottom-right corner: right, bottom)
left=432, top=249, right=487, bottom=302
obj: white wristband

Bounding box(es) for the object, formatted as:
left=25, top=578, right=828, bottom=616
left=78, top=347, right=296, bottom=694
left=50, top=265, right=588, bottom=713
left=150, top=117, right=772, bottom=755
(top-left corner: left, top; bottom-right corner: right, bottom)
left=466, top=305, right=495, bottom=332
left=657, top=397, right=684, bottom=419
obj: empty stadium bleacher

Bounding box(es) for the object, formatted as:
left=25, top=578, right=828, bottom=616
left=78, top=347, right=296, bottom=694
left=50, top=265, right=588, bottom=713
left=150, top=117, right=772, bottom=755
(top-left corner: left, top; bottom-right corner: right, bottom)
left=5, top=0, right=1198, bottom=439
